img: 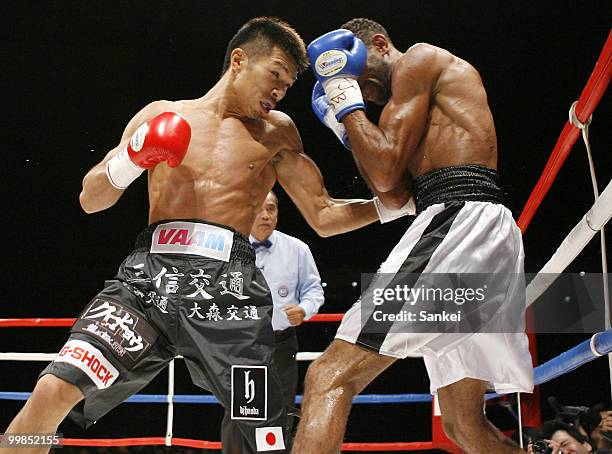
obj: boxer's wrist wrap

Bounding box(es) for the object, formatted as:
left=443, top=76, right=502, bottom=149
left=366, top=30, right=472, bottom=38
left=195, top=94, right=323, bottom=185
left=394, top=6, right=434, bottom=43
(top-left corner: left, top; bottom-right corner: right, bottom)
left=322, top=77, right=364, bottom=120
left=374, top=196, right=416, bottom=224
left=105, top=147, right=145, bottom=189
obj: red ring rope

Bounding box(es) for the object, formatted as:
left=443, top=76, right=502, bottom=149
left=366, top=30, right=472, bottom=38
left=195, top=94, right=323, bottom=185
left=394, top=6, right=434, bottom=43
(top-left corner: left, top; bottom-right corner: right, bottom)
left=0, top=314, right=344, bottom=328
left=60, top=437, right=434, bottom=451
left=517, top=31, right=611, bottom=233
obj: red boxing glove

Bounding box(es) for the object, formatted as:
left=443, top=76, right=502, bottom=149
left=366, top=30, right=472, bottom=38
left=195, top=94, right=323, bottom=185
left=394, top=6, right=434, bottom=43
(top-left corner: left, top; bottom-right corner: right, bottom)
left=106, top=111, right=191, bottom=189
left=127, top=111, right=191, bottom=168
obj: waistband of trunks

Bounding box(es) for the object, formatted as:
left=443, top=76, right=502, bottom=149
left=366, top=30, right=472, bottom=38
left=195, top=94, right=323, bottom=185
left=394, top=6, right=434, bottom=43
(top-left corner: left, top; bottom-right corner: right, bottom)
left=413, top=164, right=504, bottom=213
left=134, top=218, right=255, bottom=263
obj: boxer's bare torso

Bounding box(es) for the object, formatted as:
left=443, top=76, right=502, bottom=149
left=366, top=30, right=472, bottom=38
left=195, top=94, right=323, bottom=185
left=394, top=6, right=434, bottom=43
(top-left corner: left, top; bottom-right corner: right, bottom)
left=145, top=98, right=291, bottom=235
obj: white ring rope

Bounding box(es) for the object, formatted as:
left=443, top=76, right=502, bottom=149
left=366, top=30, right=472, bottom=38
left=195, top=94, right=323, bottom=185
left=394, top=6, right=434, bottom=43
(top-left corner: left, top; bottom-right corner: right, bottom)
left=517, top=392, right=523, bottom=449
left=526, top=178, right=612, bottom=306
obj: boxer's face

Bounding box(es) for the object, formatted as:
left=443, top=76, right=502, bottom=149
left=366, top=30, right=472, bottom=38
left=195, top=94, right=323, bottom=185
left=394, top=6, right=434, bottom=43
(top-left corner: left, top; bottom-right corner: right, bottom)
left=251, top=193, right=278, bottom=241
left=352, top=33, right=393, bottom=106
left=358, top=49, right=392, bottom=106
left=234, top=47, right=298, bottom=119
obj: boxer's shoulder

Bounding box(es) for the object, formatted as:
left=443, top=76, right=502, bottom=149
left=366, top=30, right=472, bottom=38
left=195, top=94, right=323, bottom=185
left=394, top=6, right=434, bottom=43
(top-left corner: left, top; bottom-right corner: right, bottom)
left=131, top=100, right=190, bottom=124
left=266, top=110, right=296, bottom=130
left=395, top=43, right=442, bottom=76
left=400, top=44, right=473, bottom=82
left=264, top=111, right=302, bottom=151
left=121, top=100, right=187, bottom=141
left=404, top=42, right=447, bottom=59
left=156, top=98, right=203, bottom=117
left=391, top=45, right=446, bottom=96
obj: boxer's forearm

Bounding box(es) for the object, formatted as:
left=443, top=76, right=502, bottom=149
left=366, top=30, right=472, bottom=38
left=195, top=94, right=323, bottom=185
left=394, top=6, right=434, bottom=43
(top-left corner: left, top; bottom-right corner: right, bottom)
left=352, top=154, right=413, bottom=209
left=314, top=198, right=378, bottom=237
left=343, top=111, right=403, bottom=192
left=344, top=111, right=394, bottom=166
left=79, top=161, right=125, bottom=213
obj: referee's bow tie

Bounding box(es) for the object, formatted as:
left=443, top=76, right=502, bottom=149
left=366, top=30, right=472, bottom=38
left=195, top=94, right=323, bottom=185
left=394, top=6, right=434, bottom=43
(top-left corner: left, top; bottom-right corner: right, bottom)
left=252, top=239, right=272, bottom=249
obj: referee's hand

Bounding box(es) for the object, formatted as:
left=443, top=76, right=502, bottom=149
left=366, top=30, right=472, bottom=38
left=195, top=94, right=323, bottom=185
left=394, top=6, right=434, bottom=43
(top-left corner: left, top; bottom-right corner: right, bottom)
left=283, top=304, right=306, bottom=326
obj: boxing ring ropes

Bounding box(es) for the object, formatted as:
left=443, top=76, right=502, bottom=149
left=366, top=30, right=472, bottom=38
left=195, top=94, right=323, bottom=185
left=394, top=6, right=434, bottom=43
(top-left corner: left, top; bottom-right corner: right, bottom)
left=0, top=32, right=610, bottom=452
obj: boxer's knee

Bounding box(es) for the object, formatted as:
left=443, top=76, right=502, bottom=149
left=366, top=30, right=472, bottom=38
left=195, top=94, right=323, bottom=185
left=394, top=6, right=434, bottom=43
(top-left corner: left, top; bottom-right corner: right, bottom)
left=303, top=357, right=332, bottom=391
left=304, top=355, right=358, bottom=399
left=31, top=374, right=84, bottom=415
left=7, top=375, right=83, bottom=433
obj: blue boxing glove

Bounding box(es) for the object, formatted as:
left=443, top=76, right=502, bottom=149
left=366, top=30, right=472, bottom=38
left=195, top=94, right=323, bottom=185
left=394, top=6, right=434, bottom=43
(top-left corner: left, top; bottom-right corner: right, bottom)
left=307, top=29, right=367, bottom=121
left=312, top=81, right=351, bottom=150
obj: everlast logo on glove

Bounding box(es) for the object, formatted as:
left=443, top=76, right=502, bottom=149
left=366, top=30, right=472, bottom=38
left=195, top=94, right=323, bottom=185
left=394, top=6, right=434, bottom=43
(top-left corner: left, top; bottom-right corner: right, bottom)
left=231, top=365, right=267, bottom=421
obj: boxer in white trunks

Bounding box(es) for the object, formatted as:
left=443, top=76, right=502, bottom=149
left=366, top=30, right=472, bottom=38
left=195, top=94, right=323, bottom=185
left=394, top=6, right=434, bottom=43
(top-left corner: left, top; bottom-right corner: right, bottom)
left=294, top=18, right=534, bottom=454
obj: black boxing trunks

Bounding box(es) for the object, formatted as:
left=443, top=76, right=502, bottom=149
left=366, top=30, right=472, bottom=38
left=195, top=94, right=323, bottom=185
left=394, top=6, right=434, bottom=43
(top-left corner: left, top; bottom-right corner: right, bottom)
left=40, top=219, right=287, bottom=453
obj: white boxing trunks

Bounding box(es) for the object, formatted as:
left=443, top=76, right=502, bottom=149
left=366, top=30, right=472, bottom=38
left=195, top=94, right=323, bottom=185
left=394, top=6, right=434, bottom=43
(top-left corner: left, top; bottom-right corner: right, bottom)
left=336, top=166, right=534, bottom=395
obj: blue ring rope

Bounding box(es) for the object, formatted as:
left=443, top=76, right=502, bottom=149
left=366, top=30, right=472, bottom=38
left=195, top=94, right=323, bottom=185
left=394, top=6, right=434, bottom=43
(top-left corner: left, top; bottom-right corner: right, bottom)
left=1, top=330, right=610, bottom=405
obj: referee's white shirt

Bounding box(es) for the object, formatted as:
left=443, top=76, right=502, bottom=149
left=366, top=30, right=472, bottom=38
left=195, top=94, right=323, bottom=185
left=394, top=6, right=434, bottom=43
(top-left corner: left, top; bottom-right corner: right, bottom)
left=250, top=230, right=324, bottom=331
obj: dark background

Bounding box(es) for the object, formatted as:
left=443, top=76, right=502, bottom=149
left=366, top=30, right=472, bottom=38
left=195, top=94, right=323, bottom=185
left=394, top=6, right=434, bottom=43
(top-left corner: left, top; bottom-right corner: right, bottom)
left=2, top=0, right=611, bottom=451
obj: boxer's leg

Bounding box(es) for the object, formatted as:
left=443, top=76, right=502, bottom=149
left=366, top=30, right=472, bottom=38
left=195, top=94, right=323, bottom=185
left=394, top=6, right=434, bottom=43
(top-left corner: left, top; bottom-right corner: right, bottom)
left=437, top=378, right=525, bottom=454
left=2, top=268, right=173, bottom=453
left=293, top=339, right=396, bottom=454
left=1, top=375, right=83, bottom=454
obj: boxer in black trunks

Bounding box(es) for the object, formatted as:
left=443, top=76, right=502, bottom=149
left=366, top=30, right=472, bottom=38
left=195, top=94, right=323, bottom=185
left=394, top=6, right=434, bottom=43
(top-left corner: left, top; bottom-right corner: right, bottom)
left=1, top=17, right=413, bottom=454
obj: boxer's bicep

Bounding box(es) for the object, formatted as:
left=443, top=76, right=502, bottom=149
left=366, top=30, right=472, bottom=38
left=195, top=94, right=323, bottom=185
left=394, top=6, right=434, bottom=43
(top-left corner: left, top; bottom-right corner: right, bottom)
left=273, top=113, right=333, bottom=229
left=378, top=94, right=429, bottom=160
left=275, top=148, right=333, bottom=233
left=349, top=48, right=439, bottom=192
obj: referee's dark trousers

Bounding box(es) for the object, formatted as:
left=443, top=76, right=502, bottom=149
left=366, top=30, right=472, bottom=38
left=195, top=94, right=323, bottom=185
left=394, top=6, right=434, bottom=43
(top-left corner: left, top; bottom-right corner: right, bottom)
left=273, top=327, right=299, bottom=441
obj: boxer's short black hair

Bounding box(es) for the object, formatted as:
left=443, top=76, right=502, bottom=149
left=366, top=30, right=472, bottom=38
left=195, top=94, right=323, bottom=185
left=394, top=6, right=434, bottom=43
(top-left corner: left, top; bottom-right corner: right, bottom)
left=222, top=17, right=308, bottom=75
left=341, top=18, right=392, bottom=45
